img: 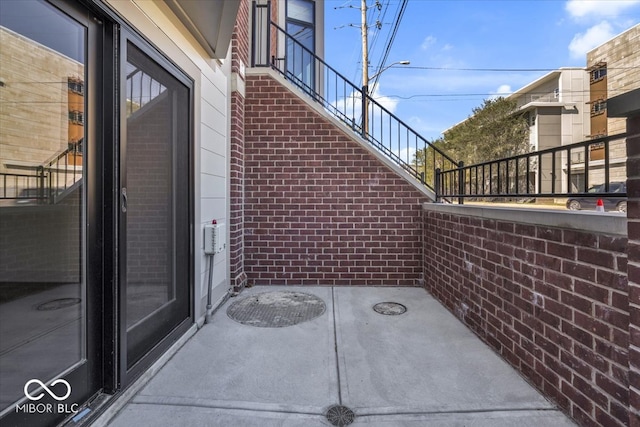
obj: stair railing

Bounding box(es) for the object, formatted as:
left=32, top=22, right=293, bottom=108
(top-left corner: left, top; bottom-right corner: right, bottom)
left=251, top=1, right=459, bottom=193
left=1, top=140, right=82, bottom=204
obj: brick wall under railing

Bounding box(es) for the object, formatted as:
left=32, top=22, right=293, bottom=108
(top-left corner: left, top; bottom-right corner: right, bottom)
left=624, top=116, right=640, bottom=425
left=243, top=71, right=430, bottom=286
left=423, top=205, right=630, bottom=426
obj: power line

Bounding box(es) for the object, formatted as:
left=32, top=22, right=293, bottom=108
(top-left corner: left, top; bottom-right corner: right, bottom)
left=367, top=0, right=388, bottom=66
left=370, top=0, right=408, bottom=92
left=386, top=86, right=633, bottom=100
left=400, top=65, right=640, bottom=72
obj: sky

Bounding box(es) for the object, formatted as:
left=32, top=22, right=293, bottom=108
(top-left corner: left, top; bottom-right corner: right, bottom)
left=324, top=0, right=640, bottom=141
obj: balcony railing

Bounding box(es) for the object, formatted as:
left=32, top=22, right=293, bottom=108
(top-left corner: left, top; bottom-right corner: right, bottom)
left=1, top=140, right=83, bottom=204
left=435, top=133, right=627, bottom=203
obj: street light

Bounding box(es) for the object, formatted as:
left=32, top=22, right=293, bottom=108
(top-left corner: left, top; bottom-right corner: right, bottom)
left=362, top=60, right=410, bottom=136
left=369, top=60, right=411, bottom=82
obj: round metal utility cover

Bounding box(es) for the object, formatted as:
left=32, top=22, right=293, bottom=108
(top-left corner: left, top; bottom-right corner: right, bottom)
left=226, top=291, right=326, bottom=327
left=373, top=302, right=407, bottom=315
left=326, top=405, right=355, bottom=426
left=36, top=298, right=82, bottom=311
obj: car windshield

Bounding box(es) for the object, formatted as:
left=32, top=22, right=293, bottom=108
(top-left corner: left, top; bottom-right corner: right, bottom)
left=587, top=184, right=604, bottom=193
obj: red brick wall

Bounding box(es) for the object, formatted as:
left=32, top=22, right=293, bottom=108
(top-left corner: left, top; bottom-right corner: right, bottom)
left=423, top=209, right=629, bottom=426
left=231, top=0, right=249, bottom=75
left=625, top=115, right=640, bottom=425
left=229, top=0, right=250, bottom=291
left=243, top=73, right=428, bottom=286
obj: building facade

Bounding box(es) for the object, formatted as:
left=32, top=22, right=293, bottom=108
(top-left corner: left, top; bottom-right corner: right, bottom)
left=587, top=24, right=640, bottom=138
left=508, top=68, right=590, bottom=193
left=585, top=23, right=640, bottom=184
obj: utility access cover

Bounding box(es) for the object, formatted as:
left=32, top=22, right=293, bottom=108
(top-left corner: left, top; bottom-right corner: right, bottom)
left=373, top=302, right=407, bottom=315
left=227, top=291, right=326, bottom=327
left=325, top=405, right=355, bottom=426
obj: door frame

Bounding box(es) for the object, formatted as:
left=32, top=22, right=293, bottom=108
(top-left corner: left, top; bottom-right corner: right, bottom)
left=1, top=1, right=107, bottom=425
left=116, top=28, right=195, bottom=387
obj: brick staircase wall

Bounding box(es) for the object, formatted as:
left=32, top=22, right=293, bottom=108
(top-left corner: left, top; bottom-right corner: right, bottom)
left=423, top=207, right=630, bottom=426
left=243, top=73, right=429, bottom=286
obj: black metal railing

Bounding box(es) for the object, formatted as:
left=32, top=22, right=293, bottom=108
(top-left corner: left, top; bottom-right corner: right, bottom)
left=435, top=133, right=627, bottom=203
left=126, top=67, right=166, bottom=116
left=1, top=140, right=83, bottom=204
left=251, top=1, right=458, bottom=193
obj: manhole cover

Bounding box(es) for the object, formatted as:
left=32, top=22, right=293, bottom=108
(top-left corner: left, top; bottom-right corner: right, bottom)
left=326, top=405, right=355, bottom=426
left=227, top=291, right=326, bottom=327
left=373, top=302, right=407, bottom=315
left=36, top=298, right=82, bottom=311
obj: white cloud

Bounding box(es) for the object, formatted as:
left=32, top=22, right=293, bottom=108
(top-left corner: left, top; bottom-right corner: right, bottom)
left=393, top=146, right=417, bottom=164
left=328, top=85, right=399, bottom=128
left=568, top=21, right=616, bottom=58
left=370, top=86, right=399, bottom=113
left=496, top=84, right=512, bottom=95
left=488, top=84, right=512, bottom=100
left=566, top=0, right=640, bottom=18
left=441, top=44, right=453, bottom=51
left=421, top=35, right=437, bottom=50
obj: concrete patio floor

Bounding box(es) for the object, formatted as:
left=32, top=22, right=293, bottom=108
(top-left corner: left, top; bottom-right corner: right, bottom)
left=104, top=286, right=575, bottom=426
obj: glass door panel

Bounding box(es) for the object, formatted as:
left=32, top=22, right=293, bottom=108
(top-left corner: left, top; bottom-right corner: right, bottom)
left=122, top=41, right=190, bottom=370
left=0, top=1, right=99, bottom=425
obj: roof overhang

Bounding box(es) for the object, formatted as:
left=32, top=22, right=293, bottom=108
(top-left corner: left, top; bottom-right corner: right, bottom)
left=163, top=0, right=240, bottom=59
left=518, top=101, right=577, bottom=112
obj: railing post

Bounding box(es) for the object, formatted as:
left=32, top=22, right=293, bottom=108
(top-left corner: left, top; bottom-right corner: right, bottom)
left=458, top=161, right=464, bottom=205
left=361, top=85, right=368, bottom=139
left=435, top=168, right=441, bottom=203
left=36, top=166, right=45, bottom=204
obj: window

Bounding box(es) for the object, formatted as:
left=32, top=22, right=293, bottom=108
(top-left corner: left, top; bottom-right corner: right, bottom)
left=591, top=100, right=607, bottom=116
left=590, top=66, right=607, bottom=82
left=69, top=110, right=84, bottom=124
left=286, top=0, right=315, bottom=91
left=68, top=77, right=84, bottom=94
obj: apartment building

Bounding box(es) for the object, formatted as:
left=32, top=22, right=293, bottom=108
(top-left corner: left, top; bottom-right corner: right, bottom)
left=585, top=23, right=640, bottom=184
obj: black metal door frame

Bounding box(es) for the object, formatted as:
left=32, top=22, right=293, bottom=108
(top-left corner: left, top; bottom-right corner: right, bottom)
left=116, top=28, right=194, bottom=387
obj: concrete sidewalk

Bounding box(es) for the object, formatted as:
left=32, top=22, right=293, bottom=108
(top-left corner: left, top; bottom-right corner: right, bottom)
left=106, top=286, right=575, bottom=426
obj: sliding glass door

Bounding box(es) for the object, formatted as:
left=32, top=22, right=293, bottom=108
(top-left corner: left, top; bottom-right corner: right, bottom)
left=0, top=1, right=103, bottom=425
left=119, top=36, right=192, bottom=375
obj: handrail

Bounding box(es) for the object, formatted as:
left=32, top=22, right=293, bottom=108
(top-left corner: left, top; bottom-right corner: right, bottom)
left=435, top=133, right=627, bottom=203
left=251, top=2, right=459, bottom=193
left=126, top=67, right=166, bottom=116
left=1, top=140, right=83, bottom=203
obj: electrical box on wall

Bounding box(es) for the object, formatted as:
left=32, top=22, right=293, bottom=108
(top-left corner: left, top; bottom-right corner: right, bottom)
left=204, top=222, right=226, bottom=255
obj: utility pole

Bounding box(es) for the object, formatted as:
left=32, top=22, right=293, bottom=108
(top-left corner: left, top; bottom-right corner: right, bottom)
left=361, top=0, right=369, bottom=137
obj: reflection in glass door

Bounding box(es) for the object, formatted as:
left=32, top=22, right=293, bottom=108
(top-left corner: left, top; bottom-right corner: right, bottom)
left=121, top=39, right=191, bottom=371
left=0, top=1, right=100, bottom=425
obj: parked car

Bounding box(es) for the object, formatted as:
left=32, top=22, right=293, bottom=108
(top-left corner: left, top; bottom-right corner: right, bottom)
left=566, top=181, right=626, bottom=212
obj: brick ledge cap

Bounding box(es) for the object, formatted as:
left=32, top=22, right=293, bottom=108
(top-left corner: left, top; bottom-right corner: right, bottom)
left=423, top=203, right=627, bottom=235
